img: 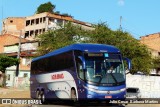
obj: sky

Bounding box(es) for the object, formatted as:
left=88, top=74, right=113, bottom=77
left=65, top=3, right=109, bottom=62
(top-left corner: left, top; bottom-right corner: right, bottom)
left=0, top=0, right=160, bottom=39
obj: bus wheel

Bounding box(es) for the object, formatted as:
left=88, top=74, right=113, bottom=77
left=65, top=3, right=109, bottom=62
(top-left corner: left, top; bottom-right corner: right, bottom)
left=36, top=90, right=41, bottom=99
left=71, top=89, right=77, bottom=102
left=40, top=91, right=46, bottom=104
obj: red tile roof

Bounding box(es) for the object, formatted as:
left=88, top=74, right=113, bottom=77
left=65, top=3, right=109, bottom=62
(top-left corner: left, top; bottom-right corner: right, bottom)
left=47, top=12, right=92, bottom=27
left=0, top=34, right=29, bottom=53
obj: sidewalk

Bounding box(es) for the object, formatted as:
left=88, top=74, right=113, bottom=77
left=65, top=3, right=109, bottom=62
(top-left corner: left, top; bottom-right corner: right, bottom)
left=0, top=87, right=30, bottom=98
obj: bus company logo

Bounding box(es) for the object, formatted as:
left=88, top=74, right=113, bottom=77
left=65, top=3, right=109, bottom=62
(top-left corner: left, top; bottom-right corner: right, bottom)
left=51, top=73, right=64, bottom=80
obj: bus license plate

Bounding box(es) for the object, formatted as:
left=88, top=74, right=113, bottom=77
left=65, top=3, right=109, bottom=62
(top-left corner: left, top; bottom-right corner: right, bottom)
left=105, top=96, right=112, bottom=98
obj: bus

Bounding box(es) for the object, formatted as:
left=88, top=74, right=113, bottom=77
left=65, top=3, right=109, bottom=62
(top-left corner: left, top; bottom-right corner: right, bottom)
left=30, top=43, right=131, bottom=103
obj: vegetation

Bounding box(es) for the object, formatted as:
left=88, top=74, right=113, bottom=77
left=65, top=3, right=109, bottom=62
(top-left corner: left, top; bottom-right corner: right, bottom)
left=36, top=23, right=88, bottom=55
left=0, top=54, right=19, bottom=73
left=0, top=54, right=19, bottom=87
left=36, top=2, right=72, bottom=17
left=36, top=2, right=55, bottom=14
left=87, top=23, right=152, bottom=74
left=152, top=57, right=160, bottom=72
left=36, top=22, right=152, bottom=74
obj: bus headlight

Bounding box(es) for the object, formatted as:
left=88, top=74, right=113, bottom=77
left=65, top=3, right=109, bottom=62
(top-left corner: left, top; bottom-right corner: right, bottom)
left=120, top=88, right=126, bottom=92
left=87, top=94, right=93, bottom=98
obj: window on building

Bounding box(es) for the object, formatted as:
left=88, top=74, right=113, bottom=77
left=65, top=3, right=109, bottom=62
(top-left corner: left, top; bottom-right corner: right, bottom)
left=22, top=58, right=31, bottom=66
left=26, top=20, right=30, bottom=26
left=31, top=19, right=34, bottom=25
left=35, top=29, right=38, bottom=36
left=7, top=74, right=11, bottom=81
left=25, top=31, right=29, bottom=38
left=10, top=20, right=13, bottom=23
left=43, top=17, right=46, bottom=23
left=36, top=18, right=39, bottom=24
left=43, top=28, right=45, bottom=32
left=30, top=30, right=34, bottom=36
left=57, top=19, right=63, bottom=25
left=40, top=18, right=42, bottom=23
left=23, top=73, right=28, bottom=78
left=39, top=29, right=42, bottom=34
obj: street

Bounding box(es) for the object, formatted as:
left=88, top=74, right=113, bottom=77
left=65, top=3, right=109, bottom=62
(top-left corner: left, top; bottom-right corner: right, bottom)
left=26, top=104, right=160, bottom=107
left=1, top=102, right=160, bottom=107
left=6, top=104, right=160, bottom=107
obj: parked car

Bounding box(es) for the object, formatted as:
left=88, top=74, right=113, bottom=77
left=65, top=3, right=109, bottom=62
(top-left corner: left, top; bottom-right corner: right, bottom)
left=126, top=87, right=141, bottom=99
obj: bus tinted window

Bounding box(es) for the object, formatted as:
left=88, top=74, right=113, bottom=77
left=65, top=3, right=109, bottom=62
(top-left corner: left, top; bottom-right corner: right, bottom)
left=31, top=51, right=75, bottom=74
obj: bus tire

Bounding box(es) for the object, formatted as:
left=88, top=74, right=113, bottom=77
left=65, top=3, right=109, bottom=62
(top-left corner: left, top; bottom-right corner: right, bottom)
left=36, top=90, right=41, bottom=99
left=71, top=88, right=77, bottom=102
left=40, top=91, right=46, bottom=104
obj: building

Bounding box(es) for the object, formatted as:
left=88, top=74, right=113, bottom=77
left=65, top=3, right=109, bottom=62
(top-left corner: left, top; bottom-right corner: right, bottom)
left=0, top=34, right=28, bottom=53
left=140, top=33, right=160, bottom=75
left=1, top=17, right=26, bottom=36
left=2, top=12, right=94, bottom=41
left=140, top=33, right=160, bottom=57
left=4, top=40, right=38, bottom=87
left=0, top=12, right=94, bottom=87
left=0, top=34, right=38, bottom=87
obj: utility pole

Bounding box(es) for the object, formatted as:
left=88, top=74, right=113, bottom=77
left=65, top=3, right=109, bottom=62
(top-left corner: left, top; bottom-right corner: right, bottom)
left=14, top=30, right=22, bottom=87
left=1, top=0, right=3, bottom=35
left=120, top=16, right=122, bottom=30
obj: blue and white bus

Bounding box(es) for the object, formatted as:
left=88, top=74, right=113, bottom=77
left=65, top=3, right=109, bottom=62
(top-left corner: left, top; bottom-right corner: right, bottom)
left=30, top=43, right=131, bottom=103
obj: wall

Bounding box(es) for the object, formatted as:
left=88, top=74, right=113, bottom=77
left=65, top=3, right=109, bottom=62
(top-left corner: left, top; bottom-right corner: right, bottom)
left=4, top=45, right=18, bottom=53
left=6, top=66, right=30, bottom=87
left=140, top=33, right=160, bottom=57
left=2, top=17, right=25, bottom=36
left=126, top=74, right=160, bottom=98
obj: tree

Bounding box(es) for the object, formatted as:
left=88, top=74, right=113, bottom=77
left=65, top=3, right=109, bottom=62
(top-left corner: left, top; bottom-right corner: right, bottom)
left=0, top=54, right=19, bottom=87
left=36, top=2, right=55, bottom=14
left=113, top=30, right=152, bottom=74
left=84, top=23, right=152, bottom=74
left=36, top=23, right=88, bottom=55
left=152, top=57, right=160, bottom=72
left=36, top=22, right=152, bottom=74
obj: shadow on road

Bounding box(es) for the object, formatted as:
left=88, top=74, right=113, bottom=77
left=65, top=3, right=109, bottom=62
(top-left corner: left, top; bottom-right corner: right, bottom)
left=43, top=100, right=125, bottom=107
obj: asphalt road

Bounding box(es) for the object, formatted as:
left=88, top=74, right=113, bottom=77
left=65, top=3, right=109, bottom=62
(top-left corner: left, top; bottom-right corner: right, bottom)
left=10, top=100, right=160, bottom=107
left=25, top=104, right=160, bottom=107
left=1, top=100, right=160, bottom=107
left=1, top=103, right=160, bottom=107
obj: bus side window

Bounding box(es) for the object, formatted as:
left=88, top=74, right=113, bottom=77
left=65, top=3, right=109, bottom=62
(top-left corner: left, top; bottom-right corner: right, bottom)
left=76, top=58, right=84, bottom=80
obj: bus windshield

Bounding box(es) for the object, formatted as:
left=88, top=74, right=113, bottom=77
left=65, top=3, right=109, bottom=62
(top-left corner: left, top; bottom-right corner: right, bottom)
left=84, top=53, right=125, bottom=85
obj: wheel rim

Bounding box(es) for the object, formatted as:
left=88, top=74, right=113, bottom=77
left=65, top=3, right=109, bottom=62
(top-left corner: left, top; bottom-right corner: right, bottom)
left=36, top=91, right=40, bottom=99
left=38, top=93, right=41, bottom=99
left=41, top=93, right=45, bottom=103
left=71, top=89, right=76, bottom=101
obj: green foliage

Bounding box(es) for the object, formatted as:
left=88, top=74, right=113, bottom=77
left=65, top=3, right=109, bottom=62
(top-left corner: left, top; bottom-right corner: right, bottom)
left=36, top=2, right=55, bottom=14
left=36, top=23, right=88, bottom=55
left=0, top=54, right=19, bottom=73
left=152, top=57, right=160, bottom=71
left=87, top=23, right=152, bottom=74
left=36, top=22, right=152, bottom=74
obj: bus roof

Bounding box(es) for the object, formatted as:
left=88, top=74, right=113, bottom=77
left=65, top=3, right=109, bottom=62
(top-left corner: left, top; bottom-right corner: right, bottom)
left=32, top=43, right=120, bottom=62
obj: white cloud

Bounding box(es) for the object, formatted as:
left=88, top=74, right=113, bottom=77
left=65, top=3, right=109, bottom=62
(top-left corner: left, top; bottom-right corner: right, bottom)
left=118, top=0, right=125, bottom=6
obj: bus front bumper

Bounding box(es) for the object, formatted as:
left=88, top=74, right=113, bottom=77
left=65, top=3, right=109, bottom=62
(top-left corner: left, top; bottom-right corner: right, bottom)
left=83, top=85, right=126, bottom=100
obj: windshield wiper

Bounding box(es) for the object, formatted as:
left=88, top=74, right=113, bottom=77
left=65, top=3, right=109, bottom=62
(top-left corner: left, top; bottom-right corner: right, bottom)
left=110, top=72, right=118, bottom=85
left=98, top=75, right=103, bottom=84
left=98, top=71, right=119, bottom=85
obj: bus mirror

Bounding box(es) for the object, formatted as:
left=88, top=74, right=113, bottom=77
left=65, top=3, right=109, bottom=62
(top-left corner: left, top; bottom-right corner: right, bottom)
left=78, top=56, right=86, bottom=70
left=123, top=58, right=131, bottom=70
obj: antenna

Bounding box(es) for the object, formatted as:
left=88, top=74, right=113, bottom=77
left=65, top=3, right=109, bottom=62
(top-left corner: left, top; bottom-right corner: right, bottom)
left=120, top=16, right=122, bottom=30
